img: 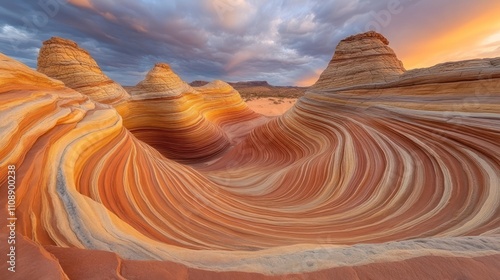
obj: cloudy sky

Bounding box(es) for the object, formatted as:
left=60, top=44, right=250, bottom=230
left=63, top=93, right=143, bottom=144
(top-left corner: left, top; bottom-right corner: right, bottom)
left=1, top=0, right=499, bottom=86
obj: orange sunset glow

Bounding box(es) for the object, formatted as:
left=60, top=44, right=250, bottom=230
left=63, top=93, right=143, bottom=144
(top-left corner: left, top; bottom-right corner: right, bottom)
left=296, top=1, right=500, bottom=86
left=399, top=3, right=500, bottom=70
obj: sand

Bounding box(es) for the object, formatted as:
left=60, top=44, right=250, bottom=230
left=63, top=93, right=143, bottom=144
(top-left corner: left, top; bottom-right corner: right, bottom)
left=245, top=98, right=296, bottom=116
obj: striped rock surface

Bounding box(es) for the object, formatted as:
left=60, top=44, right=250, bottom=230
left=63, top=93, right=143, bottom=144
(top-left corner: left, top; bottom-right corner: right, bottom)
left=37, top=37, right=130, bottom=105
left=312, top=31, right=406, bottom=90
left=0, top=31, right=499, bottom=279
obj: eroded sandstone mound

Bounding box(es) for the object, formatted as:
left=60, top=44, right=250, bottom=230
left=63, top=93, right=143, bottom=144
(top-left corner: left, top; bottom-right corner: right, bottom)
left=129, top=62, right=196, bottom=98
left=117, top=64, right=266, bottom=162
left=36, top=38, right=266, bottom=162
left=37, top=37, right=130, bottom=104
left=312, top=31, right=405, bottom=89
left=1, top=31, right=500, bottom=279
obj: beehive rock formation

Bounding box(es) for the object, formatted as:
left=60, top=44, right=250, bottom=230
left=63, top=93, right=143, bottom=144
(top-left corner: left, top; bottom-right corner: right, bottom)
left=312, top=31, right=405, bottom=89
left=37, top=37, right=130, bottom=104
left=129, top=63, right=196, bottom=98
left=1, top=32, right=500, bottom=279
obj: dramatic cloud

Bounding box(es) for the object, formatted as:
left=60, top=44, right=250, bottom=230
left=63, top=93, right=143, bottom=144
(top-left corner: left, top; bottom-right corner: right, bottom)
left=0, top=0, right=498, bottom=86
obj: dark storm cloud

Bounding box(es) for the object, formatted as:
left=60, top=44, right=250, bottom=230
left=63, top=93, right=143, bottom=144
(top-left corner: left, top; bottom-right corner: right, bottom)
left=0, top=0, right=498, bottom=85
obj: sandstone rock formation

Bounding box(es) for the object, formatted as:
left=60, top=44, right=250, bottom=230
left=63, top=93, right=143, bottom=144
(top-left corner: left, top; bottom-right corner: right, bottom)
left=1, top=31, right=500, bottom=279
left=129, top=62, right=196, bottom=98
left=194, top=80, right=270, bottom=143
left=190, top=80, right=307, bottom=100
left=7, top=234, right=499, bottom=279
left=0, top=53, right=65, bottom=91
left=118, top=64, right=266, bottom=162
left=0, top=233, right=69, bottom=279
left=37, top=37, right=130, bottom=104
left=36, top=37, right=266, bottom=162
left=312, top=31, right=405, bottom=89
left=121, top=63, right=231, bottom=162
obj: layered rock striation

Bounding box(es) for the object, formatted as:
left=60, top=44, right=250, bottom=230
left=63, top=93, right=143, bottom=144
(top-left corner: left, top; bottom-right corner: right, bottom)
left=129, top=63, right=196, bottom=98
left=36, top=37, right=266, bottom=162
left=118, top=64, right=266, bottom=162
left=312, top=31, right=405, bottom=90
left=37, top=37, right=130, bottom=104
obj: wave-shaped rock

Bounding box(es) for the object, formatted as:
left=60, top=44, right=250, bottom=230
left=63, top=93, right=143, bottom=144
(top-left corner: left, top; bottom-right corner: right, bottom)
left=117, top=65, right=266, bottom=162
left=118, top=63, right=233, bottom=162
left=1, top=31, right=499, bottom=278
left=194, top=80, right=269, bottom=144
left=36, top=37, right=266, bottom=163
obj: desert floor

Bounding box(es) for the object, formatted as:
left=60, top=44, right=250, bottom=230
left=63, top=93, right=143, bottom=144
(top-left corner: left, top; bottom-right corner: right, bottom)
left=245, top=97, right=297, bottom=116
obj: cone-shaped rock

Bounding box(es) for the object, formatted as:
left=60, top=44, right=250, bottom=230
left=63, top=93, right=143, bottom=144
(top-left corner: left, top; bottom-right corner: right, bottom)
left=312, top=31, right=405, bottom=90
left=130, top=63, right=195, bottom=97
left=37, top=37, right=130, bottom=104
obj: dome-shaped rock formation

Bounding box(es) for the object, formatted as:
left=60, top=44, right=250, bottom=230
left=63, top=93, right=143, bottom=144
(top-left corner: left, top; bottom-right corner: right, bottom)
left=37, top=37, right=130, bottom=104
left=312, top=31, right=405, bottom=89
left=129, top=63, right=196, bottom=98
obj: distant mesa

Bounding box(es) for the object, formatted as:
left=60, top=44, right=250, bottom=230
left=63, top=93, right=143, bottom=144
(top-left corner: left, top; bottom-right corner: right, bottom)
left=229, top=80, right=271, bottom=87
left=189, top=80, right=210, bottom=87
left=312, top=31, right=405, bottom=90
left=37, top=37, right=130, bottom=104
left=190, top=80, right=272, bottom=88
left=190, top=80, right=308, bottom=99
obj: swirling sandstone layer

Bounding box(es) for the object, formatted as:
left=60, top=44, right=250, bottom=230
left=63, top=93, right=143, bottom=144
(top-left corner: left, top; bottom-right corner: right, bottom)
left=1, top=31, right=499, bottom=279
left=117, top=64, right=266, bottom=162
left=37, top=40, right=266, bottom=162
left=117, top=64, right=231, bottom=163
